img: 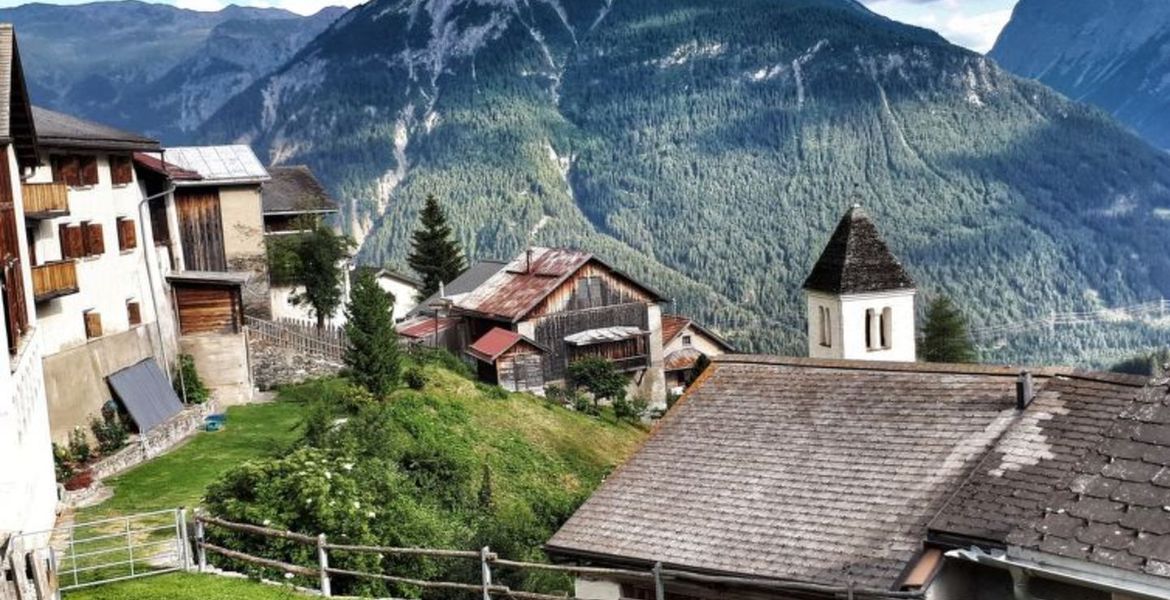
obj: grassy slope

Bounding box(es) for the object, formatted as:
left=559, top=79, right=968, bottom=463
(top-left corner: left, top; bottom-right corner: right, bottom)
left=66, top=573, right=312, bottom=599
left=75, top=401, right=308, bottom=523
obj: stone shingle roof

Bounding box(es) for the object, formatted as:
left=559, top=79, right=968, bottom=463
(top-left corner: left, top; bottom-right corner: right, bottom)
left=803, top=205, right=915, bottom=295
left=0, top=24, right=38, bottom=167
left=930, top=372, right=1149, bottom=547
left=31, top=105, right=158, bottom=152
left=262, top=165, right=339, bottom=215
left=547, top=356, right=1044, bottom=589
left=1006, top=374, right=1170, bottom=579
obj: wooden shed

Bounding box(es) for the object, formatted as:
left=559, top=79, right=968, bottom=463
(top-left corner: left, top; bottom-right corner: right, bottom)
left=167, top=272, right=247, bottom=335
left=466, top=327, right=548, bottom=394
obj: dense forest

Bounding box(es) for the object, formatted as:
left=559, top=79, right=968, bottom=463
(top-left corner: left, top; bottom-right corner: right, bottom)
left=200, top=0, right=1170, bottom=365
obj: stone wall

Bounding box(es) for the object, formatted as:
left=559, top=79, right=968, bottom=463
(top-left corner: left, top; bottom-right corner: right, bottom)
left=89, top=401, right=218, bottom=481
left=248, top=336, right=343, bottom=391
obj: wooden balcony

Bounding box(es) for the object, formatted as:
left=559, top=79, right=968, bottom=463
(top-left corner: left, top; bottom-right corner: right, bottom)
left=32, top=260, right=80, bottom=303
left=22, top=183, right=70, bottom=219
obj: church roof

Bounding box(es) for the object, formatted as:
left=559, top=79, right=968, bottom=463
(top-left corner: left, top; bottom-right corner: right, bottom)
left=803, top=205, right=916, bottom=295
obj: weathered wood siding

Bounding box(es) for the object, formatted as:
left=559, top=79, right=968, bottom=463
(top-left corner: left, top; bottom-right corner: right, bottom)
left=174, top=284, right=241, bottom=335
left=526, top=264, right=655, bottom=382
left=176, top=188, right=227, bottom=271
left=497, top=344, right=545, bottom=393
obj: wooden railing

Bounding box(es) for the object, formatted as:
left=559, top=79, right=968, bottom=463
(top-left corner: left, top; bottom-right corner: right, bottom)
left=21, top=182, right=69, bottom=218
left=32, top=260, right=79, bottom=302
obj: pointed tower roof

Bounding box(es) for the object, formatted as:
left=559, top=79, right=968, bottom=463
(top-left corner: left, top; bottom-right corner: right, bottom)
left=803, top=205, right=915, bottom=295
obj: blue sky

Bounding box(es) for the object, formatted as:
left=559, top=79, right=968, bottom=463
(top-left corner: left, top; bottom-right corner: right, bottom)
left=0, top=0, right=1019, bottom=53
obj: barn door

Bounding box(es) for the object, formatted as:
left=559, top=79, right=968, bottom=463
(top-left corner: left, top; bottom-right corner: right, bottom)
left=174, top=284, right=240, bottom=335
left=176, top=189, right=227, bottom=271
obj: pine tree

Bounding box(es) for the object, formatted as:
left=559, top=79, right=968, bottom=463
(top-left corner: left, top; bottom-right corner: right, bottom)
left=919, top=296, right=977, bottom=363
left=407, top=195, right=467, bottom=299
left=344, top=269, right=401, bottom=396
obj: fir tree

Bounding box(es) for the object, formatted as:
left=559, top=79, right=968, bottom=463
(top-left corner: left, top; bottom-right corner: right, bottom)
left=407, top=195, right=466, bottom=299
left=344, top=269, right=401, bottom=396
left=290, top=225, right=354, bottom=329
left=919, top=296, right=977, bottom=363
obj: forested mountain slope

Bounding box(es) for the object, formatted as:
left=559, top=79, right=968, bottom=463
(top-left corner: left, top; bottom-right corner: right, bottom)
left=0, top=1, right=344, bottom=142
left=990, top=0, right=1170, bottom=150
left=201, top=0, right=1170, bottom=363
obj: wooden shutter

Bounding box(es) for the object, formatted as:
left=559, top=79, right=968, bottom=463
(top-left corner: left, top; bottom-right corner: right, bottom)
left=111, top=157, right=133, bottom=186
left=59, top=224, right=84, bottom=260
left=117, top=218, right=137, bottom=251
left=1, top=152, right=28, bottom=353
left=127, top=301, right=142, bottom=326
left=149, top=198, right=170, bottom=246
left=53, top=156, right=82, bottom=187
left=84, top=311, right=103, bottom=339
left=81, top=157, right=99, bottom=186
left=84, top=222, right=105, bottom=256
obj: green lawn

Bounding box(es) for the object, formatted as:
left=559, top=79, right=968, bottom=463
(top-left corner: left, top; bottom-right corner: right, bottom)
left=66, top=573, right=312, bottom=599
left=76, top=400, right=308, bottom=523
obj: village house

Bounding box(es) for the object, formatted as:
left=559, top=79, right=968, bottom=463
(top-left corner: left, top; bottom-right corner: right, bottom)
left=398, top=248, right=673, bottom=404
left=660, top=314, right=735, bottom=394
left=545, top=206, right=1170, bottom=600
left=22, top=106, right=190, bottom=443
left=0, top=22, right=57, bottom=543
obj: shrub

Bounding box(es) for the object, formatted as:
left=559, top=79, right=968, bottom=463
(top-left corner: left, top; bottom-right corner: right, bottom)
left=408, top=345, right=475, bottom=379
left=476, top=382, right=509, bottom=400
left=64, top=470, right=94, bottom=491
left=613, top=395, right=649, bottom=424
left=68, top=428, right=91, bottom=465
left=174, top=354, right=210, bottom=404
left=91, top=414, right=129, bottom=455
left=404, top=368, right=428, bottom=390
left=568, top=357, right=627, bottom=411
left=53, top=443, right=74, bottom=481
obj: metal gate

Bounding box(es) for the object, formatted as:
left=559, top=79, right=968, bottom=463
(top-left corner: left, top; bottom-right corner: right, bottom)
left=19, top=508, right=191, bottom=592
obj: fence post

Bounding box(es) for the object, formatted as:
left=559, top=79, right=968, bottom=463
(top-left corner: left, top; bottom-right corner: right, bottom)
left=653, top=562, right=664, bottom=600
left=480, top=546, right=492, bottom=600
left=177, top=508, right=191, bottom=571
left=194, top=511, right=206, bottom=573
left=317, top=533, right=331, bottom=597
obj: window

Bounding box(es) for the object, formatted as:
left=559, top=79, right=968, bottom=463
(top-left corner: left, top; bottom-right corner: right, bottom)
left=682, top=335, right=693, bottom=347
left=51, top=155, right=99, bottom=188
left=866, top=307, right=893, bottom=351
left=127, top=300, right=142, bottom=326
left=818, top=305, right=832, bottom=347
left=117, top=217, right=137, bottom=251
left=84, top=310, right=103, bottom=339
left=110, top=156, right=134, bottom=186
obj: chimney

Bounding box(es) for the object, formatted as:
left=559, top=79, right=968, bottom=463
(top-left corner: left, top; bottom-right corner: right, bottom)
left=1016, top=370, right=1034, bottom=411
left=526, top=247, right=534, bottom=274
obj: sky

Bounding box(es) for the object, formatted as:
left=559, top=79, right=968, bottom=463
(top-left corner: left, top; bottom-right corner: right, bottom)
left=0, top=0, right=1019, bottom=54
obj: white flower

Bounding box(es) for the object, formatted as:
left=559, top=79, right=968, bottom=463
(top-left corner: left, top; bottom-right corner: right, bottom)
left=353, top=501, right=361, bottom=509
left=284, top=572, right=295, bottom=580
left=263, top=519, right=271, bottom=526
left=305, top=498, right=313, bottom=506
left=342, top=463, right=354, bottom=471
left=367, top=511, right=376, bottom=519
left=324, top=471, right=332, bottom=480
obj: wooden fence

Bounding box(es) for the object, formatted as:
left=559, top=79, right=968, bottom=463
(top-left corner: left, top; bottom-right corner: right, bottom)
left=192, top=514, right=923, bottom=600
left=246, top=316, right=347, bottom=362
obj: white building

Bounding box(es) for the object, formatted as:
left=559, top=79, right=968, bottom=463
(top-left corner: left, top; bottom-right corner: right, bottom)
left=24, top=106, right=180, bottom=442
left=803, top=205, right=917, bottom=362
left=0, top=23, right=59, bottom=541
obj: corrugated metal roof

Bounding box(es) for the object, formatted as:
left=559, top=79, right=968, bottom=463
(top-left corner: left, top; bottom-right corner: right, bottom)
left=397, top=316, right=460, bottom=339
left=454, top=248, right=593, bottom=322
left=563, top=326, right=646, bottom=346
left=467, top=327, right=545, bottom=363
left=107, top=359, right=184, bottom=433
left=408, top=260, right=508, bottom=319
left=664, top=347, right=703, bottom=372
left=165, top=145, right=270, bottom=185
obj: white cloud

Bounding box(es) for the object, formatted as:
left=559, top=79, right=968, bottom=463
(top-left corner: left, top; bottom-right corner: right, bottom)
left=862, top=0, right=1018, bottom=53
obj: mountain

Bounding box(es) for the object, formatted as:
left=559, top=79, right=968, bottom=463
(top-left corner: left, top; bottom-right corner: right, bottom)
left=200, top=0, right=1170, bottom=364
left=0, top=0, right=345, bottom=142
left=990, top=0, right=1170, bottom=150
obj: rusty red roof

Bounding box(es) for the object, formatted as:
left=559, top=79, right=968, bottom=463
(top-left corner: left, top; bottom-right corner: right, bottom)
left=454, top=247, right=664, bottom=322
left=664, top=347, right=703, bottom=372
left=662, top=315, right=691, bottom=345
left=397, top=316, right=460, bottom=339
left=466, top=327, right=545, bottom=363
left=134, top=152, right=202, bottom=181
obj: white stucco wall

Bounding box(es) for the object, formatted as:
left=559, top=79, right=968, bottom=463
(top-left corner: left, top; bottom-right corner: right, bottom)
left=0, top=144, right=58, bottom=540
left=376, top=275, right=419, bottom=322
left=574, top=577, right=622, bottom=600
left=27, top=153, right=166, bottom=358
left=806, top=289, right=917, bottom=362
left=663, top=324, right=728, bottom=359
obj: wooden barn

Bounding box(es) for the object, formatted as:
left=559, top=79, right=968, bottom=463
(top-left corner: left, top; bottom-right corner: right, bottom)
left=466, top=327, right=548, bottom=393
